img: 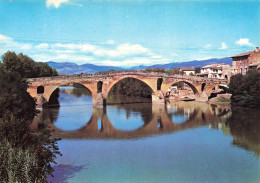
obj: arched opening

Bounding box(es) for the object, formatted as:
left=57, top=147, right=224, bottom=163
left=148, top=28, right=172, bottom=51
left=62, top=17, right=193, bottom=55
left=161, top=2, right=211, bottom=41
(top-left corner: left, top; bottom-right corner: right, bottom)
left=105, top=77, right=153, bottom=131
left=157, top=78, right=163, bottom=90
left=97, top=81, right=103, bottom=93
left=166, top=81, right=198, bottom=101
left=106, top=77, right=153, bottom=104
left=208, top=85, right=228, bottom=99
left=225, top=75, right=228, bottom=79
left=37, top=86, right=44, bottom=94
left=219, top=85, right=229, bottom=93
left=48, top=83, right=93, bottom=131
left=201, top=83, right=206, bottom=92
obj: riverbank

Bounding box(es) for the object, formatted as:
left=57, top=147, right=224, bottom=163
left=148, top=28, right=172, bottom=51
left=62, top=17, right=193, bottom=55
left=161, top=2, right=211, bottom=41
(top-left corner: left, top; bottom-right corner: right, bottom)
left=208, top=97, right=231, bottom=105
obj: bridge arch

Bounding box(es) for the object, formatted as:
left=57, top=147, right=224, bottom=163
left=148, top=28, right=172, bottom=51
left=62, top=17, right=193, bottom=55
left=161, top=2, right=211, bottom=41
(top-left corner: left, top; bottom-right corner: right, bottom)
left=163, top=80, right=200, bottom=95
left=45, top=82, right=94, bottom=102
left=104, top=75, right=156, bottom=98
left=204, top=84, right=228, bottom=98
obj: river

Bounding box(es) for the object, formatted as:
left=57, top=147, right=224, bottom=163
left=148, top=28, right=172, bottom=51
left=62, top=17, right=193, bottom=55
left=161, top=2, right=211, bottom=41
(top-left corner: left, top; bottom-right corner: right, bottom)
left=31, top=86, right=260, bottom=183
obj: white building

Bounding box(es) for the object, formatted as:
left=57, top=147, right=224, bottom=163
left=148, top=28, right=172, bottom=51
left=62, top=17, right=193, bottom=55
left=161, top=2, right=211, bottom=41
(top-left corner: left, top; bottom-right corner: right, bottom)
left=179, top=67, right=195, bottom=75
left=197, top=63, right=232, bottom=79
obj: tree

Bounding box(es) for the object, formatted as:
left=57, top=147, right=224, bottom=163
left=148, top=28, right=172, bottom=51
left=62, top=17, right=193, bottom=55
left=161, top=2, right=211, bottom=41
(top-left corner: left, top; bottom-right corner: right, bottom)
left=0, top=58, right=61, bottom=182
left=1, top=51, right=58, bottom=78
left=195, top=67, right=201, bottom=74
left=0, top=69, right=36, bottom=121
left=229, top=71, right=260, bottom=107
left=2, top=51, right=24, bottom=77
left=168, top=68, right=180, bottom=74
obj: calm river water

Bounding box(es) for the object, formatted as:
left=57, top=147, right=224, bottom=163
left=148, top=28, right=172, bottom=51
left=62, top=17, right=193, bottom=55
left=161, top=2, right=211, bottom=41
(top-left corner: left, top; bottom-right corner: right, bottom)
left=31, top=86, right=260, bottom=183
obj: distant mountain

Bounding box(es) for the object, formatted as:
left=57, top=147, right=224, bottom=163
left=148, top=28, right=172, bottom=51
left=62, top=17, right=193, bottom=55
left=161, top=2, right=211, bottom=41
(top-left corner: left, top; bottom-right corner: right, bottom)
left=130, top=57, right=232, bottom=70
left=46, top=61, right=124, bottom=74
left=46, top=57, right=232, bottom=74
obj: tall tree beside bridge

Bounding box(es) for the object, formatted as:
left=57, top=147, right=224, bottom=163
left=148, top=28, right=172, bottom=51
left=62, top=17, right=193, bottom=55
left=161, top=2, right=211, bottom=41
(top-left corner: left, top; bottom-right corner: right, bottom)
left=229, top=70, right=260, bottom=107
left=0, top=56, right=61, bottom=182
left=1, top=51, right=58, bottom=78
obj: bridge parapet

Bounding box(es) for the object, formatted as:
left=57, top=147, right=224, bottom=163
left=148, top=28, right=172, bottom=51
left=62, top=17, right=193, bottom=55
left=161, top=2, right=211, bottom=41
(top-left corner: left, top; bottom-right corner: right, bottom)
left=27, top=71, right=228, bottom=83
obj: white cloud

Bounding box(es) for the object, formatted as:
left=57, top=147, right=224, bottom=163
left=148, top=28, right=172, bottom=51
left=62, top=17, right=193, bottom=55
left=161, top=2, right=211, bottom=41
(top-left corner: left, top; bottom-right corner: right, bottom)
left=21, top=44, right=32, bottom=50
left=219, top=42, right=227, bottom=50
left=170, top=53, right=179, bottom=57
left=32, top=53, right=94, bottom=64
left=106, top=40, right=115, bottom=45
left=53, top=43, right=96, bottom=52
left=0, top=34, right=33, bottom=53
left=36, top=43, right=49, bottom=49
left=151, top=55, right=162, bottom=59
left=0, top=34, right=12, bottom=43
left=46, top=0, right=69, bottom=8
left=204, top=44, right=211, bottom=49
left=0, top=33, right=168, bottom=67
left=236, top=38, right=254, bottom=47
left=94, top=43, right=150, bottom=58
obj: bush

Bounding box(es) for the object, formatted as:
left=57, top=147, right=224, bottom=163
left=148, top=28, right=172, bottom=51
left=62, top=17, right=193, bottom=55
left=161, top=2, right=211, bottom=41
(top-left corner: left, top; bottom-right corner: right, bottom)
left=0, top=117, right=61, bottom=183
left=229, top=70, right=260, bottom=107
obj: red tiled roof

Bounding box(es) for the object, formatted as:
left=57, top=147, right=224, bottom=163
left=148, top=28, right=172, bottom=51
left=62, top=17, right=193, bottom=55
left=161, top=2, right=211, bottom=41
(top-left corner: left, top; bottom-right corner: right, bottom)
left=230, top=50, right=254, bottom=58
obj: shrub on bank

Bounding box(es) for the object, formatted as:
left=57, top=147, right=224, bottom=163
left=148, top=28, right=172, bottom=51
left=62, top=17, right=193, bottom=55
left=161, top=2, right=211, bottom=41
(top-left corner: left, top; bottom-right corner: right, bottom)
left=229, top=70, right=260, bottom=107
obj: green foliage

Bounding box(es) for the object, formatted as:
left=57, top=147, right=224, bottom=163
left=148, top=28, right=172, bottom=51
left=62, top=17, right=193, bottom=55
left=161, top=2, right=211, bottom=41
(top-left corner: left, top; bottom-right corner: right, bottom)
left=1, top=51, right=58, bottom=78
left=217, top=97, right=231, bottom=103
left=0, top=117, right=61, bottom=183
left=229, top=71, right=260, bottom=106
left=167, top=68, right=180, bottom=74
left=195, top=67, right=201, bottom=74
left=145, top=68, right=165, bottom=73
left=0, top=61, right=61, bottom=182
left=0, top=69, right=36, bottom=121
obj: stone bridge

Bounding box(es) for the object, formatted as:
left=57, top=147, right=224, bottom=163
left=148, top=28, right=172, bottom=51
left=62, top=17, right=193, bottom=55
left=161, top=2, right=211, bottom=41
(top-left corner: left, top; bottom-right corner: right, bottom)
left=27, top=71, right=228, bottom=108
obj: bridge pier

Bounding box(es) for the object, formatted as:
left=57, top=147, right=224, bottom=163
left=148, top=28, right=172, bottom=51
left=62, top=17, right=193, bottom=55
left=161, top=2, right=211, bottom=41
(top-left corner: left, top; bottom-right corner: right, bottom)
left=35, top=94, right=48, bottom=109
left=195, top=91, right=209, bottom=102
left=152, top=91, right=165, bottom=104
left=92, top=93, right=106, bottom=107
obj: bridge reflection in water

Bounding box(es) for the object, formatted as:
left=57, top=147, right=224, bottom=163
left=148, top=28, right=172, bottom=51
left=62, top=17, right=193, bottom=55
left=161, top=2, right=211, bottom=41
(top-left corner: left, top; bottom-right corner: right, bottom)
left=31, top=102, right=231, bottom=140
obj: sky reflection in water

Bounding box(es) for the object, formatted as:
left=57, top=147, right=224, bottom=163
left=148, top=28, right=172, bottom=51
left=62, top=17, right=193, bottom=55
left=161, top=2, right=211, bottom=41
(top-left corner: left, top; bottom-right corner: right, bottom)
left=34, top=86, right=260, bottom=183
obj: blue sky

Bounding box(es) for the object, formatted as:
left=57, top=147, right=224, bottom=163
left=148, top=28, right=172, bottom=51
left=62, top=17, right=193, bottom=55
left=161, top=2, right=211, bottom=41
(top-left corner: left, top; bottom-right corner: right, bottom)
left=0, top=0, right=259, bottom=67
